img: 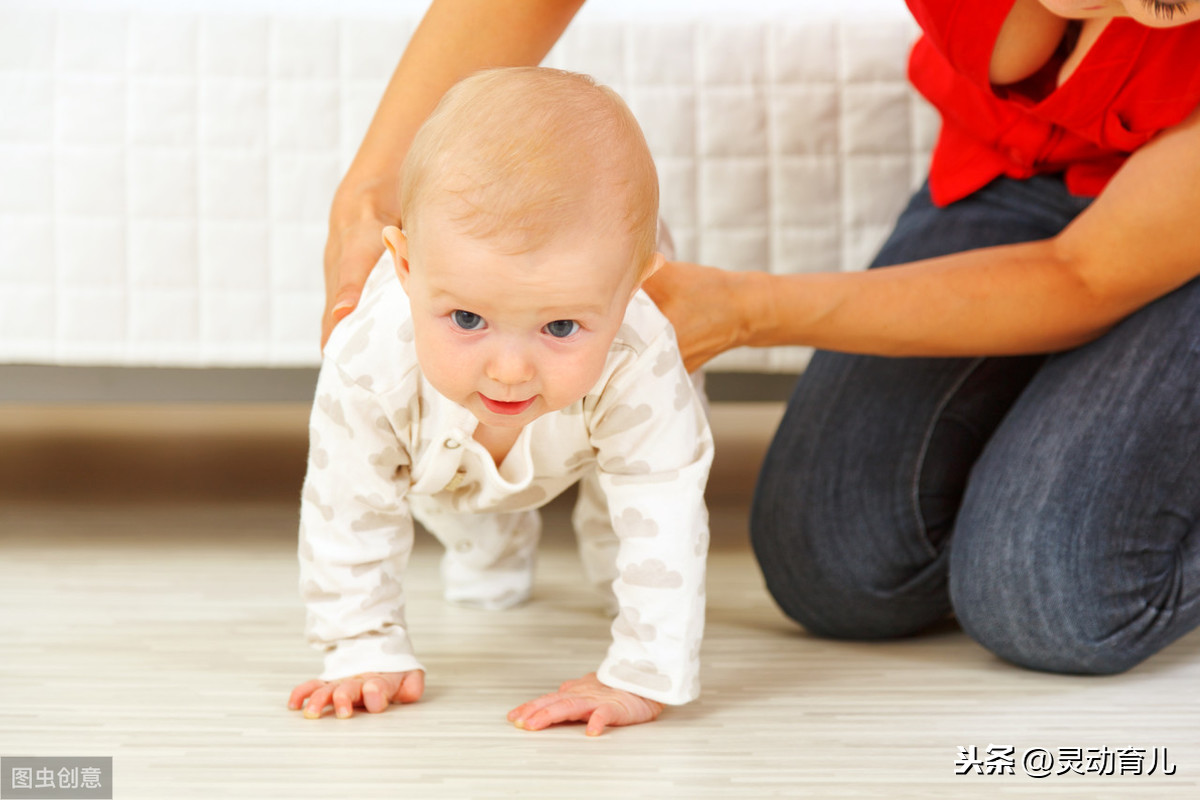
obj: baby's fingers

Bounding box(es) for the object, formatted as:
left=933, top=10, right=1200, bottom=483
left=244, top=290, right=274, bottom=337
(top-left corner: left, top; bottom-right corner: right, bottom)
left=301, top=682, right=340, bottom=719
left=288, top=680, right=325, bottom=711
left=331, top=681, right=365, bottom=719
left=507, top=692, right=565, bottom=727
left=360, top=677, right=395, bottom=713
left=514, top=696, right=598, bottom=732
left=585, top=704, right=620, bottom=737
left=358, top=670, right=426, bottom=713
left=394, top=670, right=426, bottom=704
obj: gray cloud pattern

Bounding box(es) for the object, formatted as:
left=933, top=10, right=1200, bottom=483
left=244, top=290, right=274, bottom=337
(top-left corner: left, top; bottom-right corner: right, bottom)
left=615, top=507, right=659, bottom=539
left=610, top=659, right=673, bottom=693
left=613, top=607, right=658, bottom=642
left=621, top=559, right=684, bottom=589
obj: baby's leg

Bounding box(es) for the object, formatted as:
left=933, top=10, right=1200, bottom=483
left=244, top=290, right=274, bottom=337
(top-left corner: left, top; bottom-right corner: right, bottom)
left=417, top=507, right=541, bottom=610
left=572, top=471, right=620, bottom=615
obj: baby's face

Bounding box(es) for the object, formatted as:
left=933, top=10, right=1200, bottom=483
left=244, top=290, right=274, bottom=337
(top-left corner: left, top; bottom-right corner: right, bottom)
left=389, top=215, right=645, bottom=431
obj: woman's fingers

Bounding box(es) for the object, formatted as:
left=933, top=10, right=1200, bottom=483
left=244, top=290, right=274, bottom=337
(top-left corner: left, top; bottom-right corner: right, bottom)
left=321, top=222, right=387, bottom=349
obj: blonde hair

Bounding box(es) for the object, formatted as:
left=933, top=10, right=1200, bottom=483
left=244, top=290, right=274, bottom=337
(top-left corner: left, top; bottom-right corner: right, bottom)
left=399, top=67, right=660, bottom=278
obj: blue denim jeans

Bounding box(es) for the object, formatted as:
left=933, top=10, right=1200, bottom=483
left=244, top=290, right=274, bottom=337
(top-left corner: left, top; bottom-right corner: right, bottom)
left=750, top=175, right=1200, bottom=674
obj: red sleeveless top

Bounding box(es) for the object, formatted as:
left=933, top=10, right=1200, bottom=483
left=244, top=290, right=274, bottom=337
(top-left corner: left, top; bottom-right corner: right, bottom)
left=906, top=0, right=1200, bottom=206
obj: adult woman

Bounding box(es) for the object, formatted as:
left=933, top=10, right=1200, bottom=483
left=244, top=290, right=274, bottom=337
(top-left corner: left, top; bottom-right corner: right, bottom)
left=322, top=0, right=1200, bottom=674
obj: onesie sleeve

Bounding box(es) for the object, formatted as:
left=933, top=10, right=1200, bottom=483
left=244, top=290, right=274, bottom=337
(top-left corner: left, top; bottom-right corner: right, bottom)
left=588, top=329, right=714, bottom=706
left=298, top=360, right=424, bottom=681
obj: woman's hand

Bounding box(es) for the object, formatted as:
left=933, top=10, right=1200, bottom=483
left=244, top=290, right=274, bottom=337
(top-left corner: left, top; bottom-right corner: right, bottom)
left=507, top=673, right=665, bottom=737
left=642, top=260, right=760, bottom=372
left=321, top=181, right=397, bottom=350
left=288, top=670, right=425, bottom=719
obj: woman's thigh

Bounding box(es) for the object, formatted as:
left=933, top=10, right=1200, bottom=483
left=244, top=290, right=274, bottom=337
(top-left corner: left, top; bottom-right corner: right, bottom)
left=749, top=176, right=1089, bottom=639
left=949, top=276, right=1200, bottom=674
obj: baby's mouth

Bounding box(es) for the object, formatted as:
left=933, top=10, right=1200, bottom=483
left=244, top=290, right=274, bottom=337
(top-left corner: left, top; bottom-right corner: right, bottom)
left=479, top=395, right=537, bottom=416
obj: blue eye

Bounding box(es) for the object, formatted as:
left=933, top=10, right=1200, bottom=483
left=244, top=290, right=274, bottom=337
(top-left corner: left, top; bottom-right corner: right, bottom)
left=452, top=310, right=485, bottom=331
left=544, top=320, right=580, bottom=339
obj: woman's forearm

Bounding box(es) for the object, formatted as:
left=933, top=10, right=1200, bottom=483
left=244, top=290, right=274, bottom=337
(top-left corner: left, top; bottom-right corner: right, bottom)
left=336, top=0, right=586, bottom=217
left=653, top=103, right=1200, bottom=368
left=740, top=239, right=1157, bottom=358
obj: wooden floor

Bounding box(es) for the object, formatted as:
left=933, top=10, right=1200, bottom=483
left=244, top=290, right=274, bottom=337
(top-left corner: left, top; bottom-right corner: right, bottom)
left=1, top=403, right=1196, bottom=799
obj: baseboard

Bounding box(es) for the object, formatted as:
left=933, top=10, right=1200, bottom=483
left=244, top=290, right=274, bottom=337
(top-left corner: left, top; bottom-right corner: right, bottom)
left=0, top=366, right=798, bottom=404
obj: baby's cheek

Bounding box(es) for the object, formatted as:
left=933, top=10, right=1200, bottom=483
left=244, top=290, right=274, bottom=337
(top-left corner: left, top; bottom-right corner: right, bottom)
left=414, top=334, right=471, bottom=398
left=545, top=352, right=606, bottom=409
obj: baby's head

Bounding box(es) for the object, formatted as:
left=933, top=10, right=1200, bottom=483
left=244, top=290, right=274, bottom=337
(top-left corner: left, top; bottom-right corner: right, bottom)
left=384, top=67, right=664, bottom=430
left=397, top=66, right=660, bottom=280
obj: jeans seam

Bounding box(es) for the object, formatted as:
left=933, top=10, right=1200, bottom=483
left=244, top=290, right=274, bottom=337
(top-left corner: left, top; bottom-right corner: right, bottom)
left=909, top=357, right=987, bottom=560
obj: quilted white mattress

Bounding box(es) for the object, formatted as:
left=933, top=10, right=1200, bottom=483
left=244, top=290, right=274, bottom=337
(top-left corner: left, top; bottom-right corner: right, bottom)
left=0, top=0, right=935, bottom=372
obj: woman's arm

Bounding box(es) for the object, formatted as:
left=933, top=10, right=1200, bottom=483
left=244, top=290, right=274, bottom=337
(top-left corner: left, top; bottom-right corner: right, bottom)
left=323, top=0, right=586, bottom=348
left=648, top=106, right=1200, bottom=369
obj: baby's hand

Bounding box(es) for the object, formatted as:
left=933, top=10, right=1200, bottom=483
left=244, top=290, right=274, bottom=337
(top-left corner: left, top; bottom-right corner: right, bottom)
left=507, top=672, right=664, bottom=737
left=288, top=670, right=425, bottom=720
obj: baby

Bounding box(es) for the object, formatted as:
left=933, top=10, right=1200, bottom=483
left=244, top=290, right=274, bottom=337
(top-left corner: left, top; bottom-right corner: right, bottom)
left=287, top=67, right=712, bottom=736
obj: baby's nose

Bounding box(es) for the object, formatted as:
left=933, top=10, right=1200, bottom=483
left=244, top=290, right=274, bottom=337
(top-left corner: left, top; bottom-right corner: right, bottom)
left=486, top=341, right=535, bottom=385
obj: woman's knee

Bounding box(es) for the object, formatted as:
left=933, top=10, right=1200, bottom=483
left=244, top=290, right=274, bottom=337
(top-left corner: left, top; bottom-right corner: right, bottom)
left=951, top=580, right=1149, bottom=675
left=948, top=527, right=1193, bottom=676
left=750, top=470, right=952, bottom=640
left=748, top=353, right=989, bottom=640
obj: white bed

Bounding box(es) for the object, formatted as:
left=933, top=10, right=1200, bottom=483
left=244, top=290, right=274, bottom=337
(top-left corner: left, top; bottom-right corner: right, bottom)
left=0, top=0, right=935, bottom=374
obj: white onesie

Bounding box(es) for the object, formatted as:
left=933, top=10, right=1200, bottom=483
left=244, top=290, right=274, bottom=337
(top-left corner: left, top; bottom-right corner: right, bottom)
left=299, top=261, right=713, bottom=706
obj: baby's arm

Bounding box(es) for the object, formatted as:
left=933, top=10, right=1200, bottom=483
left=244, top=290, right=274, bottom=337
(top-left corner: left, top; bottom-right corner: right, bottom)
left=290, top=360, right=425, bottom=719
left=512, top=312, right=714, bottom=734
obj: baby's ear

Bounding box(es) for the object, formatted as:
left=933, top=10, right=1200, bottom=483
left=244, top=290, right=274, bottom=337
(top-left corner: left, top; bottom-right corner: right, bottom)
left=382, top=226, right=411, bottom=286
